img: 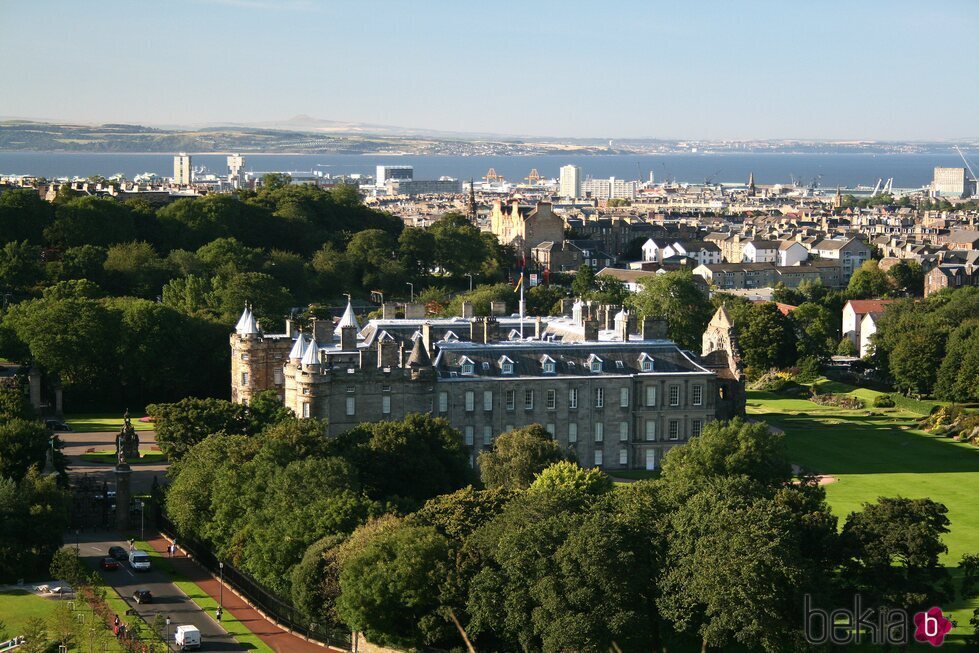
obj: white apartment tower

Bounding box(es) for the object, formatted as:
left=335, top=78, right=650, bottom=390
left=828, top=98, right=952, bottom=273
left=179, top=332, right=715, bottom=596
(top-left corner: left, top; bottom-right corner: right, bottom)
left=173, top=153, right=192, bottom=186
left=227, top=154, right=245, bottom=188
left=559, top=164, right=581, bottom=199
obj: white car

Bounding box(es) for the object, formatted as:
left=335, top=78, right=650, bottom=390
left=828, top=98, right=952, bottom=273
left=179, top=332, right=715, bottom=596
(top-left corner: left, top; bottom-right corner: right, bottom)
left=175, top=625, right=201, bottom=650
left=128, top=550, right=151, bottom=572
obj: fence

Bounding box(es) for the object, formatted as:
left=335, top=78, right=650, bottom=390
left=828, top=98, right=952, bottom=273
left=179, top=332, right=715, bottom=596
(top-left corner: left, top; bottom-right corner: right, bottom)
left=157, top=515, right=352, bottom=650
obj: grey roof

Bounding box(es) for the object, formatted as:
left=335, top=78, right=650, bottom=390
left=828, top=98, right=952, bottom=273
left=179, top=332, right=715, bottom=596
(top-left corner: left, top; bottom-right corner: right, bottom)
left=288, top=334, right=308, bottom=360
left=334, top=300, right=361, bottom=336
left=407, top=336, right=432, bottom=367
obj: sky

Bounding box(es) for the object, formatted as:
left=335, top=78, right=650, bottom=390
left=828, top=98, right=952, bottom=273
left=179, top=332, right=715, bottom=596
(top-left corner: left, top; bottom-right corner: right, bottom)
left=1, top=0, right=976, bottom=140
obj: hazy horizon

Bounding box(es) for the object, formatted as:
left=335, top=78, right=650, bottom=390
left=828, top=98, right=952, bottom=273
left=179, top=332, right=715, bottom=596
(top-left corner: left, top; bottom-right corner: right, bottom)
left=2, top=0, right=976, bottom=141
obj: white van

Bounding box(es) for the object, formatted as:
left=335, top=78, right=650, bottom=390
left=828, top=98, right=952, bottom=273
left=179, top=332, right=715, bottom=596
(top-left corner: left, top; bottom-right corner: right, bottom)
left=128, top=550, right=151, bottom=572
left=175, top=625, right=201, bottom=650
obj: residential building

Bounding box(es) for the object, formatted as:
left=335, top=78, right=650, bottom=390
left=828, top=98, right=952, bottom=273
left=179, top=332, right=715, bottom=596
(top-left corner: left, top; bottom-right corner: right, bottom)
left=580, top=177, right=640, bottom=200
left=490, top=200, right=565, bottom=258
left=376, top=165, right=413, bottom=187
left=777, top=240, right=809, bottom=266
left=230, top=303, right=746, bottom=471
left=925, top=264, right=979, bottom=296
left=559, top=165, right=582, bottom=199
left=741, top=240, right=779, bottom=263
left=227, top=154, right=245, bottom=189
left=811, top=237, right=871, bottom=278
left=663, top=240, right=722, bottom=266
left=842, top=299, right=896, bottom=351
left=173, top=153, right=192, bottom=186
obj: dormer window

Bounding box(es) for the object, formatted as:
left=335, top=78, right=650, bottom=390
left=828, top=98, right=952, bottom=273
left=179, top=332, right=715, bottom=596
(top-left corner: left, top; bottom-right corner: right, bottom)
left=442, top=330, right=459, bottom=342
left=460, top=356, right=476, bottom=376
left=499, top=355, right=515, bottom=375
left=639, top=353, right=654, bottom=372
left=587, top=354, right=603, bottom=373
left=540, top=354, right=556, bottom=374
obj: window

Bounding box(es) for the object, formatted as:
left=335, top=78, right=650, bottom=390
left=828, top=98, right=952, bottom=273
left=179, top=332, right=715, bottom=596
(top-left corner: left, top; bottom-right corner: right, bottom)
left=641, top=359, right=653, bottom=372
left=546, top=423, right=555, bottom=436
left=546, top=389, right=557, bottom=410
left=502, top=362, right=514, bottom=374
left=505, top=390, right=515, bottom=410
left=619, top=422, right=628, bottom=441
left=590, top=359, right=603, bottom=373
left=273, top=368, right=283, bottom=384
left=692, top=419, right=703, bottom=437
left=669, top=420, right=680, bottom=440
left=382, top=395, right=391, bottom=415
left=619, top=448, right=628, bottom=465
left=483, top=390, right=493, bottom=411
left=692, top=385, right=703, bottom=406
left=302, top=402, right=310, bottom=418
left=645, top=386, right=657, bottom=407
left=302, top=387, right=310, bottom=395
left=645, top=420, right=657, bottom=441
left=483, top=426, right=493, bottom=446
left=524, top=389, right=534, bottom=410
left=620, top=387, right=629, bottom=407
left=541, top=356, right=556, bottom=374
left=594, top=450, right=603, bottom=466
left=461, top=361, right=475, bottom=376
left=505, top=424, right=514, bottom=432
left=241, top=353, right=249, bottom=361
left=438, top=392, right=448, bottom=412
left=345, top=397, right=356, bottom=416
left=595, top=387, right=604, bottom=408
left=465, top=391, right=475, bottom=412
left=569, top=388, right=578, bottom=409
left=595, top=423, right=604, bottom=442
left=241, top=372, right=249, bottom=386
left=669, top=385, right=680, bottom=407
left=615, top=360, right=624, bottom=369
left=569, top=423, right=578, bottom=443
left=464, top=426, right=474, bottom=446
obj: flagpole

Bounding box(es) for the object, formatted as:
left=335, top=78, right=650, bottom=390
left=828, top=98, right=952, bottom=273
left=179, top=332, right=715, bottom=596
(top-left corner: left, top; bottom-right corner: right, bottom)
left=519, top=272, right=525, bottom=339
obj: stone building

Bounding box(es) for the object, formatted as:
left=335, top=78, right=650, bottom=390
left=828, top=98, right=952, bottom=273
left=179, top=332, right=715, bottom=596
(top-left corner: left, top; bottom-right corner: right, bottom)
left=230, top=302, right=745, bottom=471
left=489, top=200, right=565, bottom=259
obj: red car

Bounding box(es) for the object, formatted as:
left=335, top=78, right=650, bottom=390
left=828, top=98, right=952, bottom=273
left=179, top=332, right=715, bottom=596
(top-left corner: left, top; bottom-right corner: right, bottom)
left=101, top=557, right=120, bottom=571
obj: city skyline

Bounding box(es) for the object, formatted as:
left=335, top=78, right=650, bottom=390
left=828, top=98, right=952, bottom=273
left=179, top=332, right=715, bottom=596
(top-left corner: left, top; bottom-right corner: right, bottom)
left=1, top=0, right=976, bottom=141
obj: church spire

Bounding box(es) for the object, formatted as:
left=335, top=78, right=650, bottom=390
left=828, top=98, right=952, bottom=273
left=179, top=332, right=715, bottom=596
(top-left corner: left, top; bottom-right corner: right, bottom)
left=466, top=178, right=477, bottom=221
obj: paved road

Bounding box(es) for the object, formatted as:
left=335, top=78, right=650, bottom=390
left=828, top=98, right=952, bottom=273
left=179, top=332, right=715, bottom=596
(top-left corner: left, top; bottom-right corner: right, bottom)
left=77, top=532, right=245, bottom=652
left=59, top=430, right=168, bottom=494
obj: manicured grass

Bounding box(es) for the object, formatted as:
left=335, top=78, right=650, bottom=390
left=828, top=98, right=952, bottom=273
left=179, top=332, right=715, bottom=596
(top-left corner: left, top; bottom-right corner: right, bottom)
left=64, top=414, right=155, bottom=433
left=134, top=541, right=274, bottom=653
left=79, top=451, right=167, bottom=465
left=748, top=388, right=979, bottom=648
left=0, top=589, right=57, bottom=636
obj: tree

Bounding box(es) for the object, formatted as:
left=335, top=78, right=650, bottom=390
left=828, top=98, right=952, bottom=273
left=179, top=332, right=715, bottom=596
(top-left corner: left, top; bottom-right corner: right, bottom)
left=790, top=301, right=838, bottom=360
left=528, top=460, right=613, bottom=498
left=45, top=196, right=136, bottom=247
left=326, top=414, right=473, bottom=508
left=847, top=260, right=893, bottom=299
left=102, top=241, right=171, bottom=298
left=48, top=244, right=106, bottom=283
left=19, top=617, right=48, bottom=653
left=571, top=264, right=596, bottom=297
left=336, top=523, right=453, bottom=650
left=0, top=385, right=36, bottom=421
left=206, top=271, right=293, bottom=326
left=934, top=320, right=979, bottom=402
left=196, top=237, right=264, bottom=274
left=738, top=302, right=798, bottom=371
left=345, top=229, right=406, bottom=294
left=590, top=276, right=629, bottom=305
left=888, top=260, right=924, bottom=296
left=525, top=284, right=566, bottom=317
left=0, top=241, right=44, bottom=292
left=262, top=173, right=293, bottom=192
left=0, top=418, right=49, bottom=482
left=0, top=189, right=54, bottom=245
left=841, top=497, right=952, bottom=611
left=49, top=548, right=87, bottom=587
left=888, top=325, right=943, bottom=395
left=627, top=270, right=713, bottom=350
left=48, top=601, right=77, bottom=651
left=291, top=533, right=347, bottom=627
left=147, top=397, right=249, bottom=461
left=478, top=425, right=565, bottom=491
left=398, top=227, right=437, bottom=281
left=836, top=337, right=857, bottom=356
left=0, top=470, right=69, bottom=581
left=428, top=213, right=487, bottom=278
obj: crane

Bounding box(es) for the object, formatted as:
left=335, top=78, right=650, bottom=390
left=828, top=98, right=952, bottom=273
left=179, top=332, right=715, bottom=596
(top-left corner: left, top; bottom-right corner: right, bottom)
left=955, top=145, right=977, bottom=181
left=871, top=178, right=882, bottom=196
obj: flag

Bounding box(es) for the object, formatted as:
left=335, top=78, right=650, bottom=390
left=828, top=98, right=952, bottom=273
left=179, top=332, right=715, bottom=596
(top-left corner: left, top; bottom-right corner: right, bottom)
left=514, top=272, right=524, bottom=293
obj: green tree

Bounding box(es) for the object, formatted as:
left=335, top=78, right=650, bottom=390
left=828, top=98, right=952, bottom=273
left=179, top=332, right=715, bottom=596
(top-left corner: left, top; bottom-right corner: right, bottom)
left=196, top=237, right=264, bottom=274
left=0, top=418, right=49, bottom=482
left=337, top=523, right=453, bottom=650
left=934, top=320, right=979, bottom=402
left=49, top=548, right=87, bottom=587
left=398, top=227, right=436, bottom=281
left=528, top=460, right=613, bottom=497
left=291, top=533, right=347, bottom=627
left=0, top=470, right=69, bottom=581
left=0, top=189, right=54, bottom=245
left=262, top=173, right=293, bottom=191
left=206, top=271, right=293, bottom=326
left=102, top=241, right=171, bottom=298
left=19, top=617, right=48, bottom=653
left=40, top=279, right=103, bottom=300
left=590, top=275, right=629, bottom=305
left=525, top=284, right=566, bottom=316
left=790, top=301, right=838, bottom=360
left=0, top=385, right=36, bottom=420
left=571, top=264, right=596, bottom=297
left=0, top=241, right=44, bottom=292
left=48, top=244, right=106, bottom=283
left=888, top=325, right=943, bottom=395
left=888, top=260, right=924, bottom=296
left=847, top=260, right=893, bottom=299
left=478, top=424, right=565, bottom=491
left=841, top=497, right=952, bottom=611
left=738, top=302, right=798, bottom=371
left=44, top=196, right=135, bottom=247
left=627, top=270, right=712, bottom=350
left=147, top=397, right=249, bottom=461
left=428, top=213, right=487, bottom=278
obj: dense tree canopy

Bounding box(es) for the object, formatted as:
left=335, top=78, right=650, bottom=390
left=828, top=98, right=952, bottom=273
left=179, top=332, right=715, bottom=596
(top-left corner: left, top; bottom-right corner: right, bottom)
left=627, top=270, right=713, bottom=350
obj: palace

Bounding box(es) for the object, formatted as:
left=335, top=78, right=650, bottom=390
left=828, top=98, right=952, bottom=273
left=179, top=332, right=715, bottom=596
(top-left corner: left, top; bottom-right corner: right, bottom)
left=230, top=301, right=744, bottom=471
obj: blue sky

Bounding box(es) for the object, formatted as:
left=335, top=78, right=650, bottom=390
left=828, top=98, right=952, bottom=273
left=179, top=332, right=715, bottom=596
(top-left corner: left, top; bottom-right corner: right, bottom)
left=1, top=0, right=976, bottom=140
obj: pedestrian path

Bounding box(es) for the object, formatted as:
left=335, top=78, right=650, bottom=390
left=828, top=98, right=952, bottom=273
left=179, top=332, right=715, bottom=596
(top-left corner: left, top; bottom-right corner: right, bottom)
left=145, top=535, right=345, bottom=653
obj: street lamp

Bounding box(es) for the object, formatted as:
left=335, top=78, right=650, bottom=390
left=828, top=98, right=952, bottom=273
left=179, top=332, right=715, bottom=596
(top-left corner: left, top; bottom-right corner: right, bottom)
left=406, top=282, right=414, bottom=302
left=165, top=616, right=170, bottom=650
left=75, top=529, right=80, bottom=554
left=139, top=501, right=145, bottom=542
left=219, top=562, right=224, bottom=610
left=465, top=273, right=474, bottom=292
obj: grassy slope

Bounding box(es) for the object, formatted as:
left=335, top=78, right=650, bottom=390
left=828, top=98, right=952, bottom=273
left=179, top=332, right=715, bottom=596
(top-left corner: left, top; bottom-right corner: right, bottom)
left=748, top=387, right=979, bottom=647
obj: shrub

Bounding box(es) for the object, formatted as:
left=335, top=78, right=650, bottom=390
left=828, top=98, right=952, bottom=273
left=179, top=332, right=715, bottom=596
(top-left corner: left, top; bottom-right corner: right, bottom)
left=794, top=356, right=822, bottom=384
left=810, top=393, right=864, bottom=410
left=873, top=394, right=896, bottom=408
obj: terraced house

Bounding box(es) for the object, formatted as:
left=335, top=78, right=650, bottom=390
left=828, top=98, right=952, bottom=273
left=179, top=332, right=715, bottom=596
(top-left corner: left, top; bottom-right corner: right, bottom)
left=230, top=301, right=745, bottom=471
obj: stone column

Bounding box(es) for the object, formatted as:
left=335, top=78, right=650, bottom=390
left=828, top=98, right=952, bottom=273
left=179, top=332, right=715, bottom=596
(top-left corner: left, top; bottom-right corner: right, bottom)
left=115, top=463, right=132, bottom=531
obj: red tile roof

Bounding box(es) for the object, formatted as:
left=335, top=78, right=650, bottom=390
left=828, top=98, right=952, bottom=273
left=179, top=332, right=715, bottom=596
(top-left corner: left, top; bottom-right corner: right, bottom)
left=844, top=299, right=897, bottom=314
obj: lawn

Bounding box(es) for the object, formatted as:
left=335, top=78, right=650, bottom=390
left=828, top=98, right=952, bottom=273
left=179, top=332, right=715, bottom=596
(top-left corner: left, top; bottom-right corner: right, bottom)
left=65, top=414, right=155, bottom=433
left=133, top=541, right=274, bottom=653
left=0, top=589, right=126, bottom=652
left=79, top=451, right=167, bottom=465
left=748, top=387, right=979, bottom=648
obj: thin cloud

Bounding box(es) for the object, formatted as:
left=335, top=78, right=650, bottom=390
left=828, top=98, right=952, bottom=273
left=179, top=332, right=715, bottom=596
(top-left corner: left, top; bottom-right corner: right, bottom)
left=198, top=0, right=319, bottom=11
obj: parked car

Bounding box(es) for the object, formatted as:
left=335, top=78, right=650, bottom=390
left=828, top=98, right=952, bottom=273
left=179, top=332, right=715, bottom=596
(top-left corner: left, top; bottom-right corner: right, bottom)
left=108, top=546, right=128, bottom=560
left=129, top=550, right=151, bottom=572
left=174, top=625, right=201, bottom=650
left=101, top=557, right=120, bottom=571
left=44, top=419, right=72, bottom=431
left=132, top=589, right=153, bottom=604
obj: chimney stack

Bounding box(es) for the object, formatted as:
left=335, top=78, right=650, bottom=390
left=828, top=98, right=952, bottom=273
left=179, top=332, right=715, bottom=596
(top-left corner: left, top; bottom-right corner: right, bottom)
left=312, top=318, right=332, bottom=342
left=641, top=316, right=668, bottom=340
left=461, top=301, right=474, bottom=319
left=489, top=301, right=507, bottom=316
left=421, top=322, right=434, bottom=354
left=382, top=302, right=398, bottom=319
left=284, top=318, right=294, bottom=338
left=404, top=303, right=426, bottom=319
left=340, top=325, right=358, bottom=351
left=584, top=319, right=599, bottom=342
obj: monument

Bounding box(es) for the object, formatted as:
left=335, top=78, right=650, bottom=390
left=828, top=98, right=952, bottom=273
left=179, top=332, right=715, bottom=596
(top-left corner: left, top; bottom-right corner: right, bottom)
left=114, top=411, right=137, bottom=531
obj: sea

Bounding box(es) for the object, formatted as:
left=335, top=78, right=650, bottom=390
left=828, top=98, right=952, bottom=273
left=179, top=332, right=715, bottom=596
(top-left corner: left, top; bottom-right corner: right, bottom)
left=0, top=151, right=974, bottom=189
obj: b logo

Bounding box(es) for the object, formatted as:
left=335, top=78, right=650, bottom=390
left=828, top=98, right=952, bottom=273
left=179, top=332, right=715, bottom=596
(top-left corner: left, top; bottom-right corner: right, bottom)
left=913, top=607, right=952, bottom=647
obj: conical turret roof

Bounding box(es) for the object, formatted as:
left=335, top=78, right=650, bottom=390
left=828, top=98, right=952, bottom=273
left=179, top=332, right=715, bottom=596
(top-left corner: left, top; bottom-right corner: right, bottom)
left=239, top=309, right=259, bottom=336
left=301, top=337, right=320, bottom=367
left=406, top=336, right=431, bottom=367
left=288, top=334, right=308, bottom=360
left=334, top=299, right=360, bottom=336
left=235, top=306, right=253, bottom=334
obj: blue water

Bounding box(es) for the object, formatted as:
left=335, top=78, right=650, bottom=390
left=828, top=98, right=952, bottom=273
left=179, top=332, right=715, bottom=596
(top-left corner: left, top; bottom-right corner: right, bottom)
left=0, top=151, right=973, bottom=188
